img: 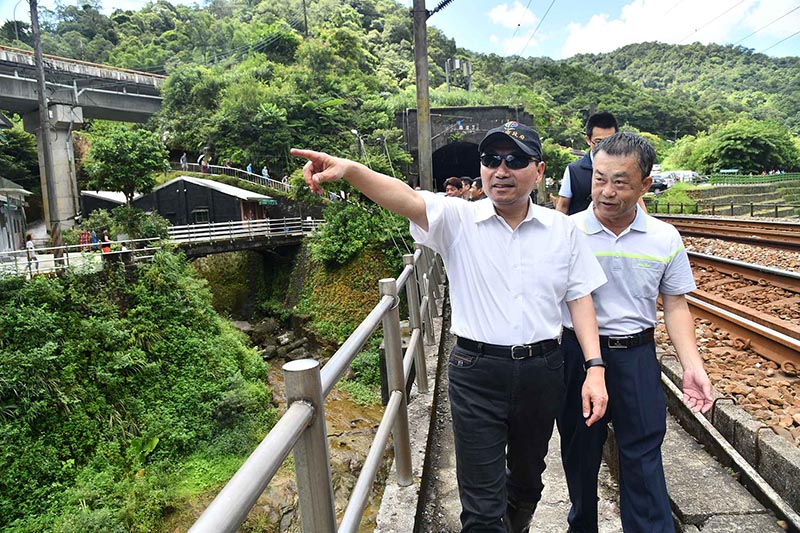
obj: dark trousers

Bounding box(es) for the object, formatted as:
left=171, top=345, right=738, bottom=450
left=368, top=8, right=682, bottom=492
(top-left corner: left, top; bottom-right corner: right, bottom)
left=448, top=343, right=565, bottom=532
left=556, top=330, right=673, bottom=533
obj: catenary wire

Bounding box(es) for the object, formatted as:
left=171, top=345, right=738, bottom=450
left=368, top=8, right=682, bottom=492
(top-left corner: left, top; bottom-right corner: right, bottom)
left=517, top=0, right=557, bottom=57
left=732, top=3, right=800, bottom=46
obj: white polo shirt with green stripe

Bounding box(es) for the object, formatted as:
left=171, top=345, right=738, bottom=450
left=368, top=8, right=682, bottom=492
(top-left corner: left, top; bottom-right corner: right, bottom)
left=561, top=206, right=696, bottom=336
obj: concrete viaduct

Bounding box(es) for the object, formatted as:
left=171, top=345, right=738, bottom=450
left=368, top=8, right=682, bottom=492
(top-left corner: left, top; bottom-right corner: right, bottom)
left=0, top=45, right=164, bottom=229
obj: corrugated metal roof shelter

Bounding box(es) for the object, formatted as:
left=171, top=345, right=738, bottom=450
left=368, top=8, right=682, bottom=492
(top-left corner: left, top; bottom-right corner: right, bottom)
left=133, top=176, right=275, bottom=226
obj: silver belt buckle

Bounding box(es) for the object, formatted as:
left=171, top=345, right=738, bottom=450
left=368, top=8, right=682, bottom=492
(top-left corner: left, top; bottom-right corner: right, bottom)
left=607, top=336, right=628, bottom=349
left=511, top=344, right=531, bottom=359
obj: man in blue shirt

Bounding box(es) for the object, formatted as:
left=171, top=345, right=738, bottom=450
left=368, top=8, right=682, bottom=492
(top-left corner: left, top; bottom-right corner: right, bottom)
left=558, top=132, right=713, bottom=533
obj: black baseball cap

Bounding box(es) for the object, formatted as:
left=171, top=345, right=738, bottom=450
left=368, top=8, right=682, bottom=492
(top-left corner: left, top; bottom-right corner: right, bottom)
left=478, top=121, right=542, bottom=161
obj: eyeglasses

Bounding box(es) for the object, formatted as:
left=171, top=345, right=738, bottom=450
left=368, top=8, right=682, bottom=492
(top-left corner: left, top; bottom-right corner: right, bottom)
left=480, top=153, right=536, bottom=170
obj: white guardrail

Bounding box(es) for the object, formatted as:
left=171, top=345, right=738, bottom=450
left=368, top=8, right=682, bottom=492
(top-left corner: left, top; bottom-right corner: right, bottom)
left=189, top=246, right=444, bottom=533
left=168, top=217, right=323, bottom=244
left=172, top=162, right=292, bottom=193
left=0, top=237, right=161, bottom=278
left=0, top=218, right=324, bottom=278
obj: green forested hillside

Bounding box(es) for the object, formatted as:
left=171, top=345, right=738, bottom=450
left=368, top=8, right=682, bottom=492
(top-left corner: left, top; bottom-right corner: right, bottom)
left=567, top=42, right=800, bottom=135
left=2, top=0, right=798, bottom=167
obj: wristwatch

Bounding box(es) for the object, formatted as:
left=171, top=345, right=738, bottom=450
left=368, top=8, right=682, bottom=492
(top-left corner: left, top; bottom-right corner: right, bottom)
left=584, top=357, right=606, bottom=370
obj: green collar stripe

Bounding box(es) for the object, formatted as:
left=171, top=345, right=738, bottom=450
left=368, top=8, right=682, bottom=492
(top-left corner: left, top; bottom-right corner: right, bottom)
left=594, top=246, right=684, bottom=263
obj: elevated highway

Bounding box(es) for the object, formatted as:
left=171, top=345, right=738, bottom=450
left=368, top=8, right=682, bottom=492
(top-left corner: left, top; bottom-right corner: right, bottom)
left=0, top=45, right=165, bottom=230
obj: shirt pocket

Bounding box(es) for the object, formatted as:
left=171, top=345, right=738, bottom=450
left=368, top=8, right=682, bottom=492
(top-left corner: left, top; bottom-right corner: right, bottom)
left=631, top=260, right=664, bottom=299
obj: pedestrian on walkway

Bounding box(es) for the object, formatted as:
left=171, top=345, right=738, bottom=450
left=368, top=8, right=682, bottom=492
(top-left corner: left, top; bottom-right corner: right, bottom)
left=100, top=229, right=112, bottom=253
left=557, top=132, right=714, bottom=533
left=25, top=234, right=39, bottom=274
left=180, top=152, right=188, bottom=171
left=292, top=121, right=609, bottom=533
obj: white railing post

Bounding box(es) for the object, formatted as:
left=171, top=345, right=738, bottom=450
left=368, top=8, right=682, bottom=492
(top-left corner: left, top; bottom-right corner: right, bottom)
left=284, top=359, right=337, bottom=533
left=403, top=254, right=428, bottom=394
left=379, top=278, right=413, bottom=486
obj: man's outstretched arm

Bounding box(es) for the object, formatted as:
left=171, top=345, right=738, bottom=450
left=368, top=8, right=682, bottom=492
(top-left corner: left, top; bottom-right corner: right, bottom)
left=291, top=148, right=428, bottom=230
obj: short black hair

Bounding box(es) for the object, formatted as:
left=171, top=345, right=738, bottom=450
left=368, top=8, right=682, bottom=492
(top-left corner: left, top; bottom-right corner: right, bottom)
left=585, top=112, right=619, bottom=138
left=460, top=176, right=473, bottom=186
left=594, top=132, right=655, bottom=179
left=473, top=178, right=483, bottom=189
left=444, top=176, right=463, bottom=189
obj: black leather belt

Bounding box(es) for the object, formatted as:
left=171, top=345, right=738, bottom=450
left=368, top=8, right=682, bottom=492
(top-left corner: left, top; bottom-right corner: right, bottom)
left=563, top=327, right=655, bottom=349
left=456, top=337, right=559, bottom=359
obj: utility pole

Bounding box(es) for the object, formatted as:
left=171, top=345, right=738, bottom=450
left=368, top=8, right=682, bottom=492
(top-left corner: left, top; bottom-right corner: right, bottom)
left=412, top=0, right=433, bottom=191
left=301, top=0, right=308, bottom=37
left=30, top=0, right=63, bottom=251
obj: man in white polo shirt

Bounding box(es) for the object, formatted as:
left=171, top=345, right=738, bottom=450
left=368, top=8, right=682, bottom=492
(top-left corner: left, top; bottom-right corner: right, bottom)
left=292, top=121, right=609, bottom=533
left=557, top=132, right=714, bottom=533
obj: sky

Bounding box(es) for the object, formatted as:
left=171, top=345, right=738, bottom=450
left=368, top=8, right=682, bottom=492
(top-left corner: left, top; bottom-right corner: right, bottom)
left=2, top=0, right=799, bottom=60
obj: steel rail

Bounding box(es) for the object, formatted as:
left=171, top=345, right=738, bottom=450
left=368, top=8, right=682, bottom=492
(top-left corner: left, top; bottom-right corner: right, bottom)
left=685, top=295, right=800, bottom=373
left=687, top=252, right=800, bottom=339
left=688, top=251, right=800, bottom=293
left=656, top=215, right=800, bottom=250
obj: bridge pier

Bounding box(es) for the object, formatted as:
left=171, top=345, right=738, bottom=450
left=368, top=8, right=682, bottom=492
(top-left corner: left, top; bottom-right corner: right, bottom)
left=24, top=104, right=83, bottom=230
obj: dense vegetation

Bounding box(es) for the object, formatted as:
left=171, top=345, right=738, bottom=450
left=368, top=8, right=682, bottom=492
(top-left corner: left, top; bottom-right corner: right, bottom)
left=2, top=0, right=799, bottom=192
left=1, top=1, right=799, bottom=528
left=0, top=254, right=276, bottom=531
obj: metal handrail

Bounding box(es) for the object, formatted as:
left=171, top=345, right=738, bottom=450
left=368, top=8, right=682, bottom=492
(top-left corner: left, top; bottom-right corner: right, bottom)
left=0, top=218, right=325, bottom=278
left=172, top=162, right=291, bottom=193
left=168, top=217, right=324, bottom=245
left=190, top=248, right=443, bottom=532
left=0, top=237, right=160, bottom=277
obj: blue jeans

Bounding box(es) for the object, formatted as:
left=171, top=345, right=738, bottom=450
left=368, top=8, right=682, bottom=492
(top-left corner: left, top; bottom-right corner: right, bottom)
left=448, top=342, right=565, bottom=532
left=557, top=330, right=672, bottom=533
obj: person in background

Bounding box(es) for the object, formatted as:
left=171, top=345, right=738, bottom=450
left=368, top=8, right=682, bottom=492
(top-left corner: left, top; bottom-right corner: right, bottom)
left=262, top=165, right=270, bottom=178
left=180, top=152, right=188, bottom=171
left=291, top=120, right=608, bottom=533
left=557, top=112, right=619, bottom=215
left=469, top=177, right=485, bottom=201
left=246, top=162, right=253, bottom=174
left=557, top=132, right=713, bottom=533
left=25, top=234, right=39, bottom=273
left=100, top=229, right=112, bottom=253
left=444, top=176, right=464, bottom=197
left=460, top=177, right=473, bottom=200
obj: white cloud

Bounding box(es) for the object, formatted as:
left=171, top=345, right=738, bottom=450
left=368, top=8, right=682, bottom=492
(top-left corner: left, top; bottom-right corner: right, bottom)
left=488, top=1, right=541, bottom=55
left=489, top=1, right=539, bottom=29
left=559, top=0, right=780, bottom=58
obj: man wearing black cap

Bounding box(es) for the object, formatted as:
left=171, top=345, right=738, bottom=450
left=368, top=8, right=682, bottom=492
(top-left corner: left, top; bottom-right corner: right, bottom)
left=291, top=120, right=608, bottom=533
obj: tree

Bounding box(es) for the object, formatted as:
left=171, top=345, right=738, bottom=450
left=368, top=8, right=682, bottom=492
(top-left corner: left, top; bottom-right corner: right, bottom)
left=690, top=119, right=800, bottom=174
left=84, top=123, right=168, bottom=205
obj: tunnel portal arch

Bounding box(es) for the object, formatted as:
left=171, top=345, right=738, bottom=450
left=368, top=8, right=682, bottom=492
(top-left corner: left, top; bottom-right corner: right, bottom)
left=432, top=142, right=480, bottom=192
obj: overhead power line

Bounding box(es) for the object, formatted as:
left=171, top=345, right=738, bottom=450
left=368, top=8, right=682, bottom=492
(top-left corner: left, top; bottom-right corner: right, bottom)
left=518, top=0, right=557, bottom=57
left=510, top=0, right=536, bottom=44
left=732, top=3, right=800, bottom=46
left=678, top=0, right=746, bottom=44
left=759, top=27, right=800, bottom=54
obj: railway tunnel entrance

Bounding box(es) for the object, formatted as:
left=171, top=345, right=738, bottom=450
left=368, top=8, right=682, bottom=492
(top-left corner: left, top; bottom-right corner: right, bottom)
left=432, top=141, right=480, bottom=192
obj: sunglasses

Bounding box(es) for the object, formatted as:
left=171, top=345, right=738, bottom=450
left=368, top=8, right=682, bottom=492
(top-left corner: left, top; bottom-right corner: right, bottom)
left=480, top=153, right=537, bottom=170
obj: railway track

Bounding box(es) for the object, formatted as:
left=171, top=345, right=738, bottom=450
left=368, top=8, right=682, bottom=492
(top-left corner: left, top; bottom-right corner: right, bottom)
left=656, top=214, right=800, bottom=250
left=687, top=251, right=800, bottom=374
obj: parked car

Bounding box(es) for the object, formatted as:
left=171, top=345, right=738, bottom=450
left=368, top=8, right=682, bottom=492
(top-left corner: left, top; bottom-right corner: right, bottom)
left=649, top=174, right=670, bottom=193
